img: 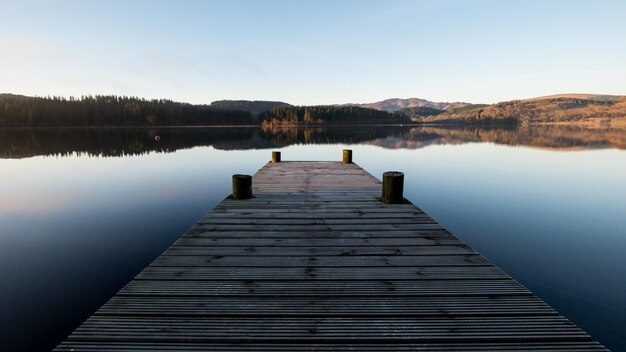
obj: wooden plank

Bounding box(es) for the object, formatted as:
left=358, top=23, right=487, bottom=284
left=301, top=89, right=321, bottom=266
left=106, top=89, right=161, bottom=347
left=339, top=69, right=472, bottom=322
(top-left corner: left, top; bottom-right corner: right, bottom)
left=97, top=296, right=556, bottom=317
left=194, top=224, right=447, bottom=231
left=135, top=266, right=508, bottom=280
left=197, top=218, right=438, bottom=225
left=55, top=161, right=607, bottom=351
left=173, top=237, right=462, bottom=246
left=184, top=229, right=455, bottom=239
left=163, top=245, right=475, bottom=256
left=117, top=280, right=533, bottom=297
left=55, top=341, right=608, bottom=351
left=148, top=254, right=488, bottom=267
left=62, top=316, right=592, bottom=342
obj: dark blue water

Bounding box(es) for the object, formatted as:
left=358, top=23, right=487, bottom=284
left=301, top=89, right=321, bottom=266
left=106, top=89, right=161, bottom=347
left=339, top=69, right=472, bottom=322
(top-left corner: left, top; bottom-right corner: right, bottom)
left=0, top=126, right=624, bottom=351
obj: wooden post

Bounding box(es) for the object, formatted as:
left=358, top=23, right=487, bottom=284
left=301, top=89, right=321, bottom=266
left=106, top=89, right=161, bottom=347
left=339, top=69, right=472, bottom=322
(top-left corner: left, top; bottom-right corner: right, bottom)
left=342, top=149, right=352, bottom=164
left=272, top=151, right=281, bottom=163
left=382, top=171, right=404, bottom=204
left=232, top=174, right=252, bottom=199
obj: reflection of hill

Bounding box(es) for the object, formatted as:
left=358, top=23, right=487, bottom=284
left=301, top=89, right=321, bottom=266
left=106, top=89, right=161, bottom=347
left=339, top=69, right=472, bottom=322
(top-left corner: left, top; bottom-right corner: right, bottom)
left=365, top=125, right=626, bottom=150
left=1, top=125, right=625, bottom=159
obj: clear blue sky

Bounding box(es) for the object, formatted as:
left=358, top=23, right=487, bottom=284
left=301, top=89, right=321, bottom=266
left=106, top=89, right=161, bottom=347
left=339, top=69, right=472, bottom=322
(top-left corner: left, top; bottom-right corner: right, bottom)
left=1, top=0, right=625, bottom=105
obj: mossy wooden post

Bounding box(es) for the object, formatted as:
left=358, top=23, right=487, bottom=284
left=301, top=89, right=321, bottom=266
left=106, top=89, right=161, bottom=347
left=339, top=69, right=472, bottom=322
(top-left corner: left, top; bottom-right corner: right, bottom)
left=232, top=174, right=252, bottom=199
left=343, top=149, right=352, bottom=164
left=382, top=171, right=404, bottom=204
left=272, top=151, right=281, bottom=163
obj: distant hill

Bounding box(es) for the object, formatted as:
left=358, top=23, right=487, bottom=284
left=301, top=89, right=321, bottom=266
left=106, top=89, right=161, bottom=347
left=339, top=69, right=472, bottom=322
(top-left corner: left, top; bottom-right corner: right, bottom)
left=416, top=96, right=626, bottom=125
left=356, top=98, right=472, bottom=112
left=525, top=94, right=621, bottom=102
left=209, top=100, right=290, bottom=113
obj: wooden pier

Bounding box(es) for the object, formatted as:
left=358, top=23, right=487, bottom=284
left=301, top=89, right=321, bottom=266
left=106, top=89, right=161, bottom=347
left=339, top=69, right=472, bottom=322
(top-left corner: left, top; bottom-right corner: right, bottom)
left=56, top=154, right=607, bottom=351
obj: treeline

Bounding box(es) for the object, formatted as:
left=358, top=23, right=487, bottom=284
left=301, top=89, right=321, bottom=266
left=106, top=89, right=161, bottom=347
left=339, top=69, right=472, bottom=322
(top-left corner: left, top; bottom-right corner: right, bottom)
left=0, top=94, right=256, bottom=127
left=397, top=106, right=445, bottom=119
left=259, top=105, right=409, bottom=126
left=209, top=100, right=290, bottom=113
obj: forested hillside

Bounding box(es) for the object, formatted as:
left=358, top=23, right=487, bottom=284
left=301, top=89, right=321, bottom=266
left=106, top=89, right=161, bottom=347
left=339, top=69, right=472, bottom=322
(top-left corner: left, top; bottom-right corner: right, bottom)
left=0, top=94, right=255, bottom=127
left=422, top=97, right=626, bottom=124
left=259, top=105, right=409, bottom=126
left=397, top=106, right=445, bottom=119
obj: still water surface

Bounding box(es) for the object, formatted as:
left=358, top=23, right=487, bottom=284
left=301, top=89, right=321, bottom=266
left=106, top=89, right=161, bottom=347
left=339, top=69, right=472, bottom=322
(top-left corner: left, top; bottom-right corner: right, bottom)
left=0, top=126, right=625, bottom=351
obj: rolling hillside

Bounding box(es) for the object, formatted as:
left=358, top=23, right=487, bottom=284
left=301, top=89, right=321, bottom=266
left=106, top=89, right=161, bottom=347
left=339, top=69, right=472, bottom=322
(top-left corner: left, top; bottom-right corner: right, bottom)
left=356, top=98, right=472, bottom=112
left=417, top=96, right=626, bottom=125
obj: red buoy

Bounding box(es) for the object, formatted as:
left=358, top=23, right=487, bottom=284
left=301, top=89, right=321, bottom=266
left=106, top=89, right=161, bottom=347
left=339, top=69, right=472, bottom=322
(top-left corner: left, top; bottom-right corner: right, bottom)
left=154, top=135, right=161, bottom=141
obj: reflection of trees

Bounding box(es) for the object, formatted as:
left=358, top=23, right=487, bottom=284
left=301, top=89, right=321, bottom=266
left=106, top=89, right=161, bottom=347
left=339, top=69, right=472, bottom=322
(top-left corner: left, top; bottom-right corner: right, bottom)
left=258, top=125, right=408, bottom=146
left=1, top=125, right=625, bottom=159
left=0, top=128, right=268, bottom=159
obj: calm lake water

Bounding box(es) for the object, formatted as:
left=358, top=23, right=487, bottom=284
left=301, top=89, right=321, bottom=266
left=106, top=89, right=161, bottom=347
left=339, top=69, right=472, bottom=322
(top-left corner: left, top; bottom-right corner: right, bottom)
left=1, top=125, right=625, bottom=351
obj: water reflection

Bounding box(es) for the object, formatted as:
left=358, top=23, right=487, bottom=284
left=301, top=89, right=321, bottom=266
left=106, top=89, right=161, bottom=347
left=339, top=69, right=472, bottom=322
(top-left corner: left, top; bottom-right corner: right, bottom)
left=1, top=124, right=625, bottom=159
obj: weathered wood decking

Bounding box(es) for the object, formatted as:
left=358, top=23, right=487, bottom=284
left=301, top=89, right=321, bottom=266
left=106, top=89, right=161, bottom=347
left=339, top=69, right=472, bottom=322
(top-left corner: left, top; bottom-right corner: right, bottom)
left=56, top=160, right=607, bottom=351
